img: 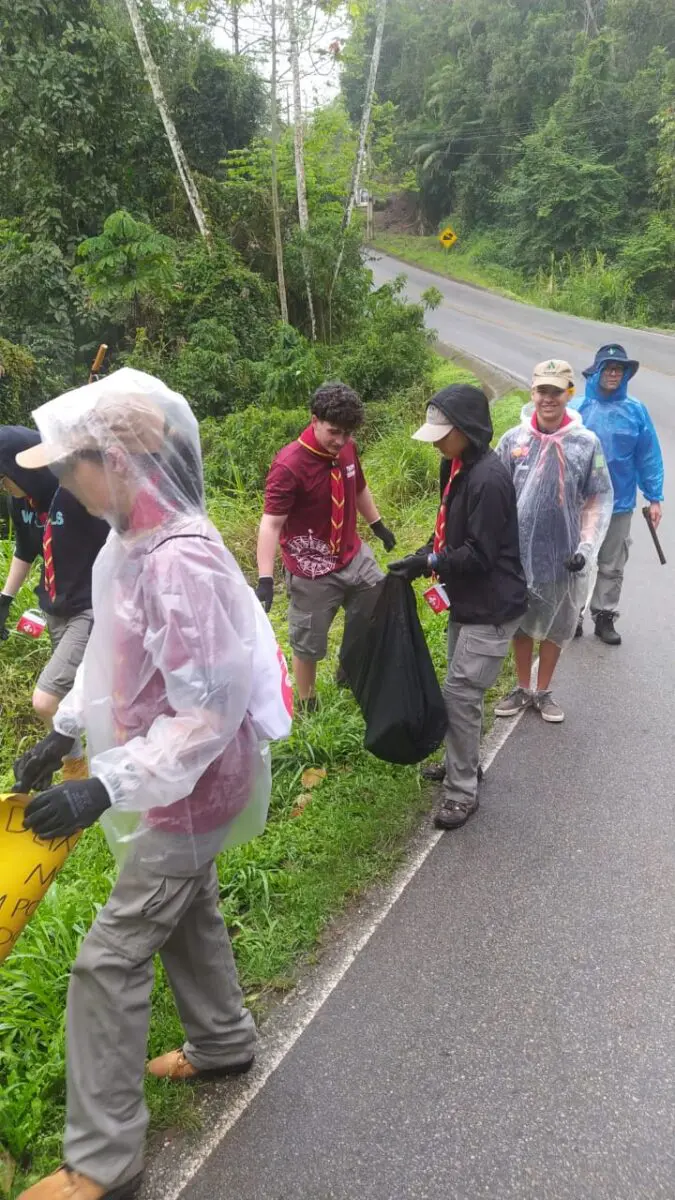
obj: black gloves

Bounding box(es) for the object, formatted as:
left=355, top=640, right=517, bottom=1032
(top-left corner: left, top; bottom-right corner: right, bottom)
left=565, top=553, right=586, bottom=573
left=14, top=730, right=76, bottom=793
left=388, top=553, right=431, bottom=582
left=255, top=576, right=274, bottom=613
left=23, top=777, right=111, bottom=840
left=0, top=593, right=13, bottom=641
left=369, top=520, right=397, bottom=552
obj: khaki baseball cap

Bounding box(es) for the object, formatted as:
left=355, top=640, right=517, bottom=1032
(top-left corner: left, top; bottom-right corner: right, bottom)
left=16, top=380, right=167, bottom=471
left=532, top=359, right=575, bottom=392
left=412, top=403, right=455, bottom=443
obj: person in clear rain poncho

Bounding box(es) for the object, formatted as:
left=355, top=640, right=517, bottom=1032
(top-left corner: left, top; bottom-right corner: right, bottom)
left=493, top=360, right=613, bottom=725
left=13, top=368, right=292, bottom=1200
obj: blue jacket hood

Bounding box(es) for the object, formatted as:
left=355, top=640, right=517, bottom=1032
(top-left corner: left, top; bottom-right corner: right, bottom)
left=0, top=426, right=58, bottom=509
left=583, top=367, right=631, bottom=404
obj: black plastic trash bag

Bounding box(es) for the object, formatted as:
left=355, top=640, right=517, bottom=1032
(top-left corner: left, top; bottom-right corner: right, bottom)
left=341, top=574, right=447, bottom=764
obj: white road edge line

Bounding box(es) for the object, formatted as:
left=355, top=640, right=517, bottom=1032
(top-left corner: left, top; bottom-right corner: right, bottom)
left=155, top=694, right=532, bottom=1200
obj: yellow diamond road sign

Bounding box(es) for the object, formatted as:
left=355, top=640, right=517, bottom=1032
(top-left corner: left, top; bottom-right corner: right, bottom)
left=439, top=226, right=457, bottom=248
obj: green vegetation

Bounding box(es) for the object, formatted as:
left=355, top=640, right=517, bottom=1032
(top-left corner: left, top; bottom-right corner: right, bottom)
left=0, top=358, right=525, bottom=1195
left=0, top=1, right=537, bottom=1189
left=345, top=0, right=675, bottom=327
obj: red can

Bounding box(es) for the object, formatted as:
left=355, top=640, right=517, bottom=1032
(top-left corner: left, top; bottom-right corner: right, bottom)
left=423, top=583, right=451, bottom=615
left=16, top=609, right=47, bottom=638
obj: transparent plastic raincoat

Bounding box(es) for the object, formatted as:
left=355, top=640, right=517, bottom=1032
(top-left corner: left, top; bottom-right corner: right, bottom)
left=25, top=368, right=292, bottom=873
left=572, top=369, right=664, bottom=513
left=496, top=405, right=614, bottom=640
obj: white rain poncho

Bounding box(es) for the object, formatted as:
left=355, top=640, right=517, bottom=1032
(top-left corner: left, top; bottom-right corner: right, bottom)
left=496, top=405, right=614, bottom=643
left=24, top=368, right=292, bottom=873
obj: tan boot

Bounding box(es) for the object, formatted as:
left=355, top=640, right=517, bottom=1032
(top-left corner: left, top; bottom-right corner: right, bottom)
left=146, top=1047, right=254, bottom=1083
left=18, top=1166, right=142, bottom=1200
left=61, top=756, right=89, bottom=782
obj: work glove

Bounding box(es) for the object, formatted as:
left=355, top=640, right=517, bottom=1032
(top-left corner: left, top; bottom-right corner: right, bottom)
left=14, top=730, right=76, bottom=794
left=23, top=777, right=111, bottom=840
left=255, top=576, right=274, bottom=613
left=0, top=592, right=13, bottom=641
left=565, top=553, right=586, bottom=573
left=388, top=553, right=431, bottom=582
left=369, top=520, right=397, bottom=552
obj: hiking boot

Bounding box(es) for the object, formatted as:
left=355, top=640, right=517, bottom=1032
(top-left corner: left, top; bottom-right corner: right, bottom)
left=421, top=763, right=483, bottom=784
left=533, top=691, right=564, bottom=723
left=17, top=1167, right=143, bottom=1200
left=575, top=616, right=583, bottom=638
left=146, top=1048, right=254, bottom=1083
left=421, top=761, right=446, bottom=782
left=335, top=665, right=349, bottom=689
left=594, top=611, right=622, bottom=646
left=494, top=687, right=532, bottom=718
left=433, top=796, right=479, bottom=830
left=298, top=696, right=320, bottom=715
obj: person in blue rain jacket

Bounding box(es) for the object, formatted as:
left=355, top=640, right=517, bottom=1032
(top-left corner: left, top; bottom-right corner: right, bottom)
left=572, top=344, right=664, bottom=646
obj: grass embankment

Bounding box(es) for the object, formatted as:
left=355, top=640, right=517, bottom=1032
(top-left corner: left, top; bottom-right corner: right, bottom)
left=0, top=357, right=525, bottom=1196
left=372, top=232, right=664, bottom=328
left=373, top=232, right=532, bottom=303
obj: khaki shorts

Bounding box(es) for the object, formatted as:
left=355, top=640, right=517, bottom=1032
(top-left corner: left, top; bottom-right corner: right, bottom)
left=286, top=544, right=384, bottom=662
left=37, top=610, right=94, bottom=699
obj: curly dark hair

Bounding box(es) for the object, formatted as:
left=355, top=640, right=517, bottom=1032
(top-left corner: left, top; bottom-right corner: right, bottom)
left=311, top=382, right=364, bottom=433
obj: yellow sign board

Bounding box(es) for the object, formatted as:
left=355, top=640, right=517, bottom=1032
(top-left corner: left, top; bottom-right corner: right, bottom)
left=439, top=226, right=457, bottom=249
left=0, top=792, right=80, bottom=963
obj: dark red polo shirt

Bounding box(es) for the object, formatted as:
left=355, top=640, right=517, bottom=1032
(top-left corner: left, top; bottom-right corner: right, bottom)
left=264, top=435, right=366, bottom=579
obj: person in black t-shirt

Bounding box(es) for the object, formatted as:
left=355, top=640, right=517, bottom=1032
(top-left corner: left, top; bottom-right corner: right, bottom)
left=0, top=426, right=108, bottom=779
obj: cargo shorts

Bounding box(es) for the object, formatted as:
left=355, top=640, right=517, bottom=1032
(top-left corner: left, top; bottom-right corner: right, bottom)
left=37, top=609, right=94, bottom=699
left=286, top=544, right=384, bottom=662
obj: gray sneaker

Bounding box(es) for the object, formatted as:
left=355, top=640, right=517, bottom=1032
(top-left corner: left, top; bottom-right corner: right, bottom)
left=494, top=686, right=532, bottom=718
left=534, top=691, right=564, bottom=723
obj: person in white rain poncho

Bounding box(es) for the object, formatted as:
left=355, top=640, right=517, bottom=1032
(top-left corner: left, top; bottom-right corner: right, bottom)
left=493, top=360, right=613, bottom=725
left=13, top=369, right=292, bottom=1200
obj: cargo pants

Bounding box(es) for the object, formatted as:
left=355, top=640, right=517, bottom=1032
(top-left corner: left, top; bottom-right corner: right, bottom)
left=442, top=617, right=521, bottom=808
left=589, top=512, right=633, bottom=616
left=64, top=851, right=256, bottom=1189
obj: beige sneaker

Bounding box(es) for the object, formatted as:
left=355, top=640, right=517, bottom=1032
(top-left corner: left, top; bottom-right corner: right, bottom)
left=18, top=1166, right=141, bottom=1200
left=61, top=756, right=89, bottom=781
left=146, top=1047, right=254, bottom=1083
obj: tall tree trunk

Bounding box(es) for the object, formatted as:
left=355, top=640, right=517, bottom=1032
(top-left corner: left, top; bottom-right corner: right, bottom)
left=270, top=0, right=289, bottom=322
left=123, top=0, right=212, bottom=243
left=332, top=0, right=387, bottom=290
left=232, top=1, right=240, bottom=54
left=582, top=0, right=599, bottom=35
left=285, top=0, right=317, bottom=340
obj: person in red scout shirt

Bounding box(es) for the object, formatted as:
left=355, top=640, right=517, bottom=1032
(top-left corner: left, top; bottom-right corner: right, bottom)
left=256, top=382, right=396, bottom=710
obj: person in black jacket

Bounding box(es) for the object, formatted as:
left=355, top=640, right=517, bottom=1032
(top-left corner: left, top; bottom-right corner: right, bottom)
left=388, top=384, right=527, bottom=830
left=0, top=426, right=109, bottom=780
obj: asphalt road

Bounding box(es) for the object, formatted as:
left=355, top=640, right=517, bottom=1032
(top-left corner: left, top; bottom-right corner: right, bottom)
left=178, top=255, right=675, bottom=1200
left=370, top=250, right=675, bottom=433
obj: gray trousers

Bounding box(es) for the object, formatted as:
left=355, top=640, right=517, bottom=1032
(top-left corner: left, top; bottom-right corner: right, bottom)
left=590, top=512, right=633, bottom=616
left=286, top=544, right=384, bottom=662
left=442, top=618, right=520, bottom=807
left=65, top=854, right=256, bottom=1188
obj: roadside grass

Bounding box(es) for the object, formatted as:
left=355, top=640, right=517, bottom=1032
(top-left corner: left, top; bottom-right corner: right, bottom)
left=371, top=233, right=532, bottom=304
left=0, top=358, right=526, bottom=1196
